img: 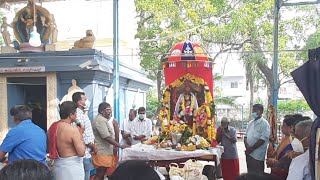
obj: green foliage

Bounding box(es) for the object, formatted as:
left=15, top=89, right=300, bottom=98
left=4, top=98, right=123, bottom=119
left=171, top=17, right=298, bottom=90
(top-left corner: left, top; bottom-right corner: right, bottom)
left=135, top=0, right=315, bottom=108
left=146, top=89, right=159, bottom=119
left=179, top=127, right=193, bottom=145
left=135, top=0, right=218, bottom=81
left=278, top=100, right=311, bottom=118
left=214, top=78, right=236, bottom=106
left=0, top=10, right=5, bottom=46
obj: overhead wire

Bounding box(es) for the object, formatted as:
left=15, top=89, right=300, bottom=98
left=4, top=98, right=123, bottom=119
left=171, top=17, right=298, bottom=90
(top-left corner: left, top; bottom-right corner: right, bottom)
left=104, top=48, right=310, bottom=57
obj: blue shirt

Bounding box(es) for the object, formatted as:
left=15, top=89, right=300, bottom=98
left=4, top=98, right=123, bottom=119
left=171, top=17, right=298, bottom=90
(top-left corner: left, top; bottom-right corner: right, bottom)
left=0, top=120, right=47, bottom=164
left=246, top=117, right=270, bottom=161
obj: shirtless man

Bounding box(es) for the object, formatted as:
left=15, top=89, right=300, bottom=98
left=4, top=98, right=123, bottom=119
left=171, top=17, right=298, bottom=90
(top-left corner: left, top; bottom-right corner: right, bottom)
left=48, top=101, right=85, bottom=180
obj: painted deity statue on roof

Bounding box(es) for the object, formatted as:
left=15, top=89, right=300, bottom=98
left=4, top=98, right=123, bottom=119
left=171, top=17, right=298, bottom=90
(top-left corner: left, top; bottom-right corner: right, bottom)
left=12, top=0, right=54, bottom=44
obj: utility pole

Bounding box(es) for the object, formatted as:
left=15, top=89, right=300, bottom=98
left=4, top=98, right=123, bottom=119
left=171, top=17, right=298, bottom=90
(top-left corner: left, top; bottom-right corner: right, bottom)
left=113, top=0, right=120, bottom=123
left=273, top=0, right=280, bottom=112
left=273, top=0, right=320, bottom=112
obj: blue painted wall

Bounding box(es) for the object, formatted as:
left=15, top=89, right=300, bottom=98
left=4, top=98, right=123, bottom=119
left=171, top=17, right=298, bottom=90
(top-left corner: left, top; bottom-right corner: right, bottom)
left=0, top=50, right=153, bottom=130
left=7, top=84, right=24, bottom=128
left=56, top=71, right=147, bottom=123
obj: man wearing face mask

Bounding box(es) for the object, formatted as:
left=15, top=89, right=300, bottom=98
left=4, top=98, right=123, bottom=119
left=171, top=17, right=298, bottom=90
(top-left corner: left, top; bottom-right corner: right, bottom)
left=286, top=120, right=312, bottom=180
left=72, top=92, right=96, bottom=180
left=130, top=107, right=153, bottom=145
left=244, top=104, right=270, bottom=175
left=216, top=117, right=239, bottom=180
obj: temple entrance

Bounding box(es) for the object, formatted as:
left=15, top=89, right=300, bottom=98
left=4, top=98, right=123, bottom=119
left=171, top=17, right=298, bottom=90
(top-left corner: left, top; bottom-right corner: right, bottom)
left=7, top=77, right=47, bottom=131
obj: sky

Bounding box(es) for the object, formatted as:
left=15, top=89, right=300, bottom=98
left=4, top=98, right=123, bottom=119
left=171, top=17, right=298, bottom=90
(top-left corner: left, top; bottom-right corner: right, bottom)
left=4, top=0, right=140, bottom=66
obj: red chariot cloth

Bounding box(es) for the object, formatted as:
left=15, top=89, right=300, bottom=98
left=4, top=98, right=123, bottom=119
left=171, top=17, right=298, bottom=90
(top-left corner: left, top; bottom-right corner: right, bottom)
left=221, top=158, right=240, bottom=180
left=48, top=121, right=60, bottom=159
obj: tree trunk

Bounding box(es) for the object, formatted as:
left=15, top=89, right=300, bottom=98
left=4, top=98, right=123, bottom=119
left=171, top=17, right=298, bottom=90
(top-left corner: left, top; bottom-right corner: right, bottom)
left=154, top=67, right=163, bottom=119
left=267, top=81, right=273, bottom=109
left=156, top=70, right=162, bottom=102
left=253, top=41, right=276, bottom=108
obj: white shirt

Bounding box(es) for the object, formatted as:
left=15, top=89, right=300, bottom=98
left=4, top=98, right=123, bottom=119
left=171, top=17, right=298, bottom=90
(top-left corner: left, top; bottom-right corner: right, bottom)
left=76, top=108, right=95, bottom=158
left=245, top=117, right=270, bottom=161
left=121, top=118, right=134, bottom=134
left=120, top=118, right=134, bottom=145
left=130, top=117, right=152, bottom=145
left=287, top=149, right=311, bottom=180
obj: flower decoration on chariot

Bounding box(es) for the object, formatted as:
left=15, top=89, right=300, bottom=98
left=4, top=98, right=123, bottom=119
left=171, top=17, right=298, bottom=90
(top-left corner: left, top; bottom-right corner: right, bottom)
left=195, top=104, right=211, bottom=127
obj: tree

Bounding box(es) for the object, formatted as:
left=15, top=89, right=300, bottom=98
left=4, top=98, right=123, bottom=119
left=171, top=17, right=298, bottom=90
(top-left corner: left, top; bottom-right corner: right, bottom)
left=146, top=88, right=159, bottom=119
left=135, top=0, right=314, bottom=110
left=135, top=0, right=218, bottom=102
left=0, top=10, right=5, bottom=46
left=278, top=100, right=311, bottom=119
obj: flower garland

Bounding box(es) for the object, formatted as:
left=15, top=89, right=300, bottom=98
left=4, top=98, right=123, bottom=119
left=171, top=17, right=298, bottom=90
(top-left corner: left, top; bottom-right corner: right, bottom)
left=194, top=104, right=211, bottom=127
left=160, top=73, right=217, bottom=141
left=211, top=117, right=216, bottom=140
left=159, top=108, right=170, bottom=132
left=205, top=91, right=213, bottom=104
left=170, top=73, right=206, bottom=88
left=180, top=94, right=195, bottom=115
left=163, top=89, right=170, bottom=104
left=207, top=119, right=212, bottom=141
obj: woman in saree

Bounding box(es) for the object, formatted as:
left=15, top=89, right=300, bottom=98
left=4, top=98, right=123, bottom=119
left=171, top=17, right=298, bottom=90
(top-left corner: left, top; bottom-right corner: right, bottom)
left=266, top=115, right=297, bottom=180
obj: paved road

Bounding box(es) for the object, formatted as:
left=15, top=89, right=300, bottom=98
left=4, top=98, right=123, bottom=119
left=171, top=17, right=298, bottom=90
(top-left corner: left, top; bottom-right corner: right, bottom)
left=237, top=139, right=271, bottom=174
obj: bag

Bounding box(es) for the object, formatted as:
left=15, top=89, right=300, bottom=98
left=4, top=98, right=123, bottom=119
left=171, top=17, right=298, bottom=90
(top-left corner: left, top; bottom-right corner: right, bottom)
left=184, top=159, right=204, bottom=180
left=169, top=163, right=185, bottom=179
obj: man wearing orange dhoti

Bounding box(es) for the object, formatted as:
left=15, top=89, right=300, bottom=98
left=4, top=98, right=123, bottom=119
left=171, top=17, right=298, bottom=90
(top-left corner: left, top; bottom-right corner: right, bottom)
left=92, top=102, right=129, bottom=180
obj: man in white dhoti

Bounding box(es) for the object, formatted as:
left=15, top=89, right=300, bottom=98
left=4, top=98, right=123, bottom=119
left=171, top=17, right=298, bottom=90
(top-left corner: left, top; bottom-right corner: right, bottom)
left=47, top=101, right=86, bottom=180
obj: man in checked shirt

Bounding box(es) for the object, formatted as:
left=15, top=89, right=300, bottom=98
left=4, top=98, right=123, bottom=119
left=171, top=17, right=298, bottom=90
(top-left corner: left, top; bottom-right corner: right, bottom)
left=72, top=92, right=96, bottom=180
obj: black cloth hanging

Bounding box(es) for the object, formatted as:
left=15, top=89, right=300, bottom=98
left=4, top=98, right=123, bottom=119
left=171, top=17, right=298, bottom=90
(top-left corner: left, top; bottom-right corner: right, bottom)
left=291, top=47, right=320, bottom=180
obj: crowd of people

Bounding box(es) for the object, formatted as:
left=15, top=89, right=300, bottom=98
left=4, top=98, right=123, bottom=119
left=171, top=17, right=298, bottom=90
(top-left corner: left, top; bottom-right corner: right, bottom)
left=217, top=103, right=312, bottom=180
left=0, top=92, right=157, bottom=180
left=0, top=94, right=315, bottom=180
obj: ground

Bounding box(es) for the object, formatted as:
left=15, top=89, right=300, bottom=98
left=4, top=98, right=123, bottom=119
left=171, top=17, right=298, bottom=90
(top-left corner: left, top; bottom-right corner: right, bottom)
left=237, top=139, right=271, bottom=175
left=160, top=139, right=271, bottom=179
left=104, top=139, right=271, bottom=179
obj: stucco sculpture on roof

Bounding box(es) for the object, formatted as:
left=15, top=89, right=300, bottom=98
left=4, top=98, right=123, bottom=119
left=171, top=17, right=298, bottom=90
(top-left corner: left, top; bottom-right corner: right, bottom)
left=71, top=30, right=95, bottom=49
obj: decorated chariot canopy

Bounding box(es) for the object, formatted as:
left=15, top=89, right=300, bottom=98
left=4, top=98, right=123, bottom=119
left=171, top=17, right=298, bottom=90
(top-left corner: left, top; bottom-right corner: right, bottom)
left=162, top=41, right=214, bottom=94
left=154, top=40, right=217, bottom=151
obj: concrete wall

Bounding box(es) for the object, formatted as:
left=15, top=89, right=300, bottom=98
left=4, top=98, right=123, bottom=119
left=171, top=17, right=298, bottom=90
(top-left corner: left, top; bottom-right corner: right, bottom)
left=57, top=71, right=148, bottom=122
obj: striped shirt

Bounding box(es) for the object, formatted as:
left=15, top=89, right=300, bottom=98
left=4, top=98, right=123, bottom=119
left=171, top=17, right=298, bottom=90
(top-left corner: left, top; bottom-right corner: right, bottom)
left=76, top=108, right=95, bottom=158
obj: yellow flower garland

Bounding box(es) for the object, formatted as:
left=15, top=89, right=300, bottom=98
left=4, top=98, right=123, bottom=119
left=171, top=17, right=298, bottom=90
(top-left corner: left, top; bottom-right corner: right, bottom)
left=160, top=73, right=217, bottom=141
left=194, top=105, right=210, bottom=127
left=180, top=94, right=195, bottom=114
left=163, top=90, right=170, bottom=104
left=170, top=73, right=206, bottom=88
left=159, top=108, right=170, bottom=132
left=205, top=91, right=213, bottom=103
